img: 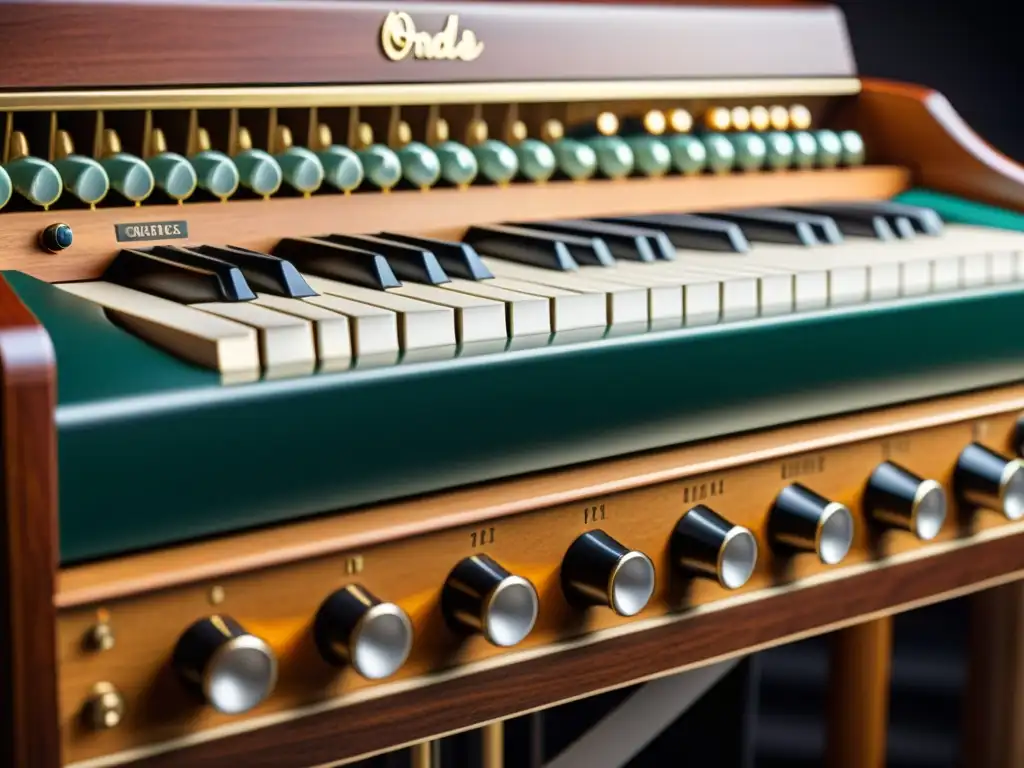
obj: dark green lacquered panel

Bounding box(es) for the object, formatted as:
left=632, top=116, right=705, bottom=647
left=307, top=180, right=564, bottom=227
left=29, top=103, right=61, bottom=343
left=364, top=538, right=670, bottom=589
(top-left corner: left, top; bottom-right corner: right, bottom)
left=10, top=271, right=1024, bottom=564
left=896, top=189, right=1024, bottom=230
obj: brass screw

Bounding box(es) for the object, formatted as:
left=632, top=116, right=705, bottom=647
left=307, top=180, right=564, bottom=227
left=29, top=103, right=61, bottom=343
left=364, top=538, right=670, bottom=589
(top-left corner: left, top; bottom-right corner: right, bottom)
left=84, top=682, right=126, bottom=730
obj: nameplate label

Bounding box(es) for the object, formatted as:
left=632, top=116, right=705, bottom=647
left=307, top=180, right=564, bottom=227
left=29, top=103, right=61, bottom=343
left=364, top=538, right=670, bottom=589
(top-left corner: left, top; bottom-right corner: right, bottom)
left=380, top=12, right=484, bottom=62
left=114, top=221, right=189, bottom=243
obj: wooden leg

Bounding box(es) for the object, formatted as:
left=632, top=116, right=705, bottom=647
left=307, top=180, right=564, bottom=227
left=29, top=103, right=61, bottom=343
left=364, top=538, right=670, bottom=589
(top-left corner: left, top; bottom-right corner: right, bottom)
left=482, top=722, right=504, bottom=768
left=962, top=582, right=1024, bottom=768
left=825, top=617, right=893, bottom=768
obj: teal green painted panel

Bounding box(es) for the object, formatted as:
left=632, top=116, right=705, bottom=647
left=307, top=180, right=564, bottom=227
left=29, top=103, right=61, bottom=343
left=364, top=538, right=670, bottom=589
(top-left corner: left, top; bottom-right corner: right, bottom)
left=896, top=189, right=1024, bottom=231
left=11, top=265, right=1022, bottom=565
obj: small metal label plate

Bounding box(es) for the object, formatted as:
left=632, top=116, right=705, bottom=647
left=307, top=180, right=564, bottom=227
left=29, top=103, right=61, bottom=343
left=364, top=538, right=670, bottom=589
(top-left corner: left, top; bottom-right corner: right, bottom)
left=114, top=220, right=189, bottom=243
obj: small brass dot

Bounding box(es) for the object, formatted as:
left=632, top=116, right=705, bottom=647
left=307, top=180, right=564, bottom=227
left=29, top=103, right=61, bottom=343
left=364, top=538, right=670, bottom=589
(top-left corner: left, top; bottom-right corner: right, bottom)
left=749, top=106, right=770, bottom=132
left=596, top=112, right=619, bottom=136
left=355, top=123, right=374, bottom=149
left=432, top=118, right=451, bottom=144
left=730, top=107, right=751, bottom=132
left=768, top=105, right=790, bottom=131
left=642, top=110, right=667, bottom=136
left=395, top=121, right=412, bottom=146
left=510, top=120, right=528, bottom=142
left=667, top=109, right=693, bottom=134
left=704, top=107, right=731, bottom=132
left=209, top=586, right=225, bottom=605
left=541, top=119, right=564, bottom=143
left=789, top=104, right=813, bottom=130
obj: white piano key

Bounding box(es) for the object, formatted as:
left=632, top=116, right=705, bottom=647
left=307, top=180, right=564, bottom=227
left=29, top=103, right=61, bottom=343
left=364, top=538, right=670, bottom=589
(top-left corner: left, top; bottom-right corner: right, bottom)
left=575, top=265, right=684, bottom=323
left=483, top=275, right=607, bottom=332
left=192, top=300, right=318, bottom=376
left=617, top=258, right=764, bottom=320
left=302, top=273, right=456, bottom=351
left=442, top=278, right=552, bottom=337
left=388, top=282, right=507, bottom=343
left=481, top=257, right=649, bottom=326
left=600, top=261, right=726, bottom=325
left=56, top=280, right=260, bottom=380
left=302, top=293, right=399, bottom=360
left=251, top=293, right=352, bottom=370
left=991, top=251, right=1017, bottom=284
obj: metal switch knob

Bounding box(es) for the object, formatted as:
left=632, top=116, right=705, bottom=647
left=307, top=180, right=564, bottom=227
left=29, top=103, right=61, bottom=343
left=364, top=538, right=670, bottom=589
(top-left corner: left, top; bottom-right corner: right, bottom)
left=671, top=505, right=758, bottom=590
left=313, top=585, right=413, bottom=680
left=172, top=615, right=277, bottom=715
left=954, top=443, right=1024, bottom=521
left=560, top=530, right=656, bottom=617
left=864, top=461, right=947, bottom=540
left=768, top=483, right=854, bottom=565
left=442, top=554, right=539, bottom=647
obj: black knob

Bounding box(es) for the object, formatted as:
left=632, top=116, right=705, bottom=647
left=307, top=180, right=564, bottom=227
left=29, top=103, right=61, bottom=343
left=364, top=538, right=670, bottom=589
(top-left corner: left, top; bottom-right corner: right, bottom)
left=560, top=530, right=655, bottom=617
left=313, top=584, right=413, bottom=680
left=670, top=505, right=758, bottom=589
left=954, top=443, right=1024, bottom=521
left=863, top=461, right=946, bottom=540
left=768, top=483, right=854, bottom=565
left=39, top=222, right=73, bottom=253
left=442, top=555, right=539, bottom=647
left=172, top=615, right=277, bottom=715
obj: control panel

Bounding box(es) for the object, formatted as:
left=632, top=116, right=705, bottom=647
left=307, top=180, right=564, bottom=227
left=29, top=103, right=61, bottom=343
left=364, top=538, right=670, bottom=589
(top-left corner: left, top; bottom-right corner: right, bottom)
left=57, top=394, right=1024, bottom=765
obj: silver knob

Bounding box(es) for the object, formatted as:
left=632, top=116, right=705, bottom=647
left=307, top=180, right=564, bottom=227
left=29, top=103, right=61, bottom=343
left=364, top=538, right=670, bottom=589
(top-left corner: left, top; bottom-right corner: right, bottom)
left=768, top=483, right=854, bottom=565
left=864, top=461, right=947, bottom=540
left=560, top=530, right=656, bottom=617
left=442, top=555, right=539, bottom=647
left=671, top=505, right=758, bottom=589
left=313, top=584, right=413, bottom=680
left=172, top=615, right=277, bottom=715
left=955, top=442, right=1024, bottom=521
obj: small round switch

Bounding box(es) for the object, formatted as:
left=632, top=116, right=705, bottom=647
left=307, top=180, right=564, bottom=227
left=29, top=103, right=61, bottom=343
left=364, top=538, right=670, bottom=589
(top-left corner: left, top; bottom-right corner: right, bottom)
left=560, top=530, right=655, bottom=617
left=39, top=223, right=73, bottom=253
left=768, top=483, right=854, bottom=565
left=863, top=461, right=947, bottom=540
left=954, top=442, right=1024, bottom=521
left=670, top=505, right=758, bottom=589
left=83, top=682, right=125, bottom=730
left=313, top=585, right=413, bottom=680
left=442, top=555, right=539, bottom=647
left=172, top=616, right=277, bottom=715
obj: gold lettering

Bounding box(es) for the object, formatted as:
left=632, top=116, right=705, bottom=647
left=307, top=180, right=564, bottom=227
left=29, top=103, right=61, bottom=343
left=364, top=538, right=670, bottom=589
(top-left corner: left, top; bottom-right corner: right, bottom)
left=380, top=12, right=484, bottom=62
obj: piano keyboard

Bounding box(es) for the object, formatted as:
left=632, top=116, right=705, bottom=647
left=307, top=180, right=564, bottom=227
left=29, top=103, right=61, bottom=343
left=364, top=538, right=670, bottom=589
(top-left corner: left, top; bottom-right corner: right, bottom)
left=52, top=199, right=1024, bottom=381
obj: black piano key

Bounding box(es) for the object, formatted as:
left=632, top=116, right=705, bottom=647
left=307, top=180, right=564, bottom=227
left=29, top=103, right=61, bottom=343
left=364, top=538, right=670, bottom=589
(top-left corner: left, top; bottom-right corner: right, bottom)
left=185, top=244, right=317, bottom=298
left=313, top=233, right=450, bottom=285
left=731, top=207, right=844, bottom=245
left=375, top=232, right=493, bottom=280
left=500, top=226, right=615, bottom=267
left=272, top=237, right=400, bottom=290
left=599, top=214, right=750, bottom=253
left=697, top=209, right=821, bottom=246
left=463, top=224, right=580, bottom=270
left=786, top=205, right=896, bottom=240
left=514, top=219, right=674, bottom=262
left=104, top=247, right=256, bottom=303
left=807, top=201, right=939, bottom=237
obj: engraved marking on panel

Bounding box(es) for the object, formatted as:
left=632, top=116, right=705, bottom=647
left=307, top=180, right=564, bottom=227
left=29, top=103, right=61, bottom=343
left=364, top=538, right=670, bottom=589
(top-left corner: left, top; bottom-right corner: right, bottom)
left=780, top=454, right=826, bottom=480
left=114, top=220, right=189, bottom=243
left=380, top=12, right=484, bottom=62
left=683, top=478, right=725, bottom=504
left=470, top=526, right=496, bottom=549
left=583, top=503, right=607, bottom=525
left=345, top=555, right=365, bottom=575
left=881, top=437, right=912, bottom=460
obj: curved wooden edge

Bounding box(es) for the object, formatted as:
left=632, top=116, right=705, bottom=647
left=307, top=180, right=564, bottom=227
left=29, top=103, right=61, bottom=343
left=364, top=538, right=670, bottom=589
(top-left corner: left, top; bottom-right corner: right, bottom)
left=0, top=276, right=60, bottom=768
left=843, top=78, right=1024, bottom=212
left=117, top=528, right=1024, bottom=768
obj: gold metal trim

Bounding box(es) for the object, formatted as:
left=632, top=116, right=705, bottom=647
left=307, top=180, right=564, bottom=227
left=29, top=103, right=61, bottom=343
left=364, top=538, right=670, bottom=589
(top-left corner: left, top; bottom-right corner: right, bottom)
left=0, top=78, right=861, bottom=112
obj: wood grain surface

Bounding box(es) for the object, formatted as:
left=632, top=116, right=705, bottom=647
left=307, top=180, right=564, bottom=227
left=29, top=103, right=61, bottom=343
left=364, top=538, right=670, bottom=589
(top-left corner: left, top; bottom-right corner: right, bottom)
left=0, top=1, right=855, bottom=89
left=0, top=277, right=60, bottom=768
left=0, top=167, right=909, bottom=283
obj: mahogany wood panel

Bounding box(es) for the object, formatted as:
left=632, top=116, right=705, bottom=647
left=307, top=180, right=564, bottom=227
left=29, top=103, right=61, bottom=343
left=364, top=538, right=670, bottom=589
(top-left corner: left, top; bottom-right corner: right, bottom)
left=842, top=79, right=1024, bottom=212
left=0, top=277, right=60, bottom=768
left=56, top=387, right=1024, bottom=766
left=962, top=581, right=1024, bottom=768
left=0, top=1, right=855, bottom=89
left=826, top=618, right=893, bottom=768
left=0, top=167, right=909, bottom=282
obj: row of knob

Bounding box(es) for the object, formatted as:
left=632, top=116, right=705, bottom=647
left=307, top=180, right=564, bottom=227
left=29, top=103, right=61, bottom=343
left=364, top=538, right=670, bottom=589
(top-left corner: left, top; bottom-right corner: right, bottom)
left=0, top=121, right=867, bottom=211
left=88, top=443, right=1022, bottom=726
